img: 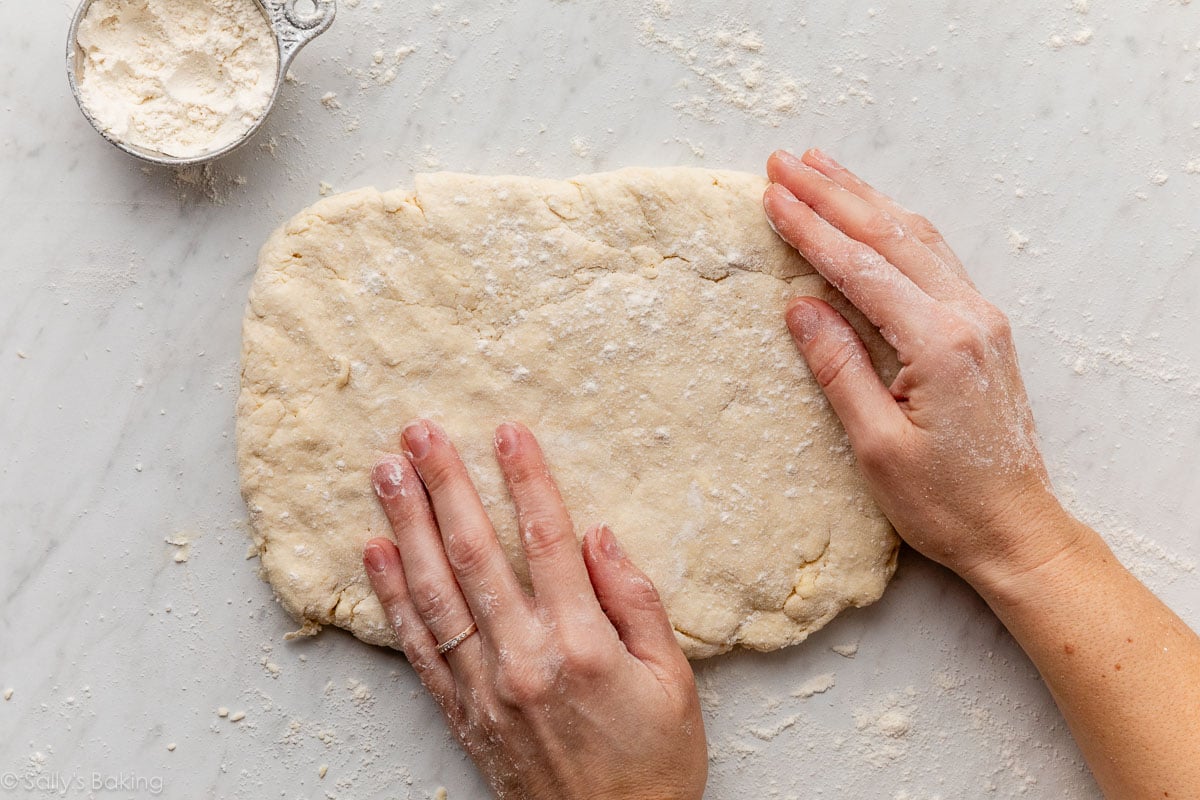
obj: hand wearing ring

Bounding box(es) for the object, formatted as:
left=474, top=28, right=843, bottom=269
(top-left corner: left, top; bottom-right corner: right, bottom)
left=436, top=621, right=477, bottom=655
left=362, top=419, right=706, bottom=800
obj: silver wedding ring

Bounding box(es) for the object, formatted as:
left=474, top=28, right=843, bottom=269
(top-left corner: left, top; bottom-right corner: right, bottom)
left=436, top=622, right=478, bottom=655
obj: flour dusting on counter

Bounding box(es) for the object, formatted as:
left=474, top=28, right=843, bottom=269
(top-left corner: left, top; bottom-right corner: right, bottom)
left=793, top=672, right=837, bottom=699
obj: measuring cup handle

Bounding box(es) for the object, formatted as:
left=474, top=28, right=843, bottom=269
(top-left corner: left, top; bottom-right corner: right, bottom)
left=265, top=0, right=337, bottom=71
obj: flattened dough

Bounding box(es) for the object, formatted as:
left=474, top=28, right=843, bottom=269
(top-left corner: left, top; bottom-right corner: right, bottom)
left=236, top=167, right=900, bottom=659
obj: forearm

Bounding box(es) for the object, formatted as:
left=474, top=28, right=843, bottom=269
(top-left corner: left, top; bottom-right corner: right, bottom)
left=968, top=513, right=1200, bottom=799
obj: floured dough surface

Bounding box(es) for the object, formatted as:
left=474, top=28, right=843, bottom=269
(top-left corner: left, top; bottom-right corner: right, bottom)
left=236, top=167, right=900, bottom=659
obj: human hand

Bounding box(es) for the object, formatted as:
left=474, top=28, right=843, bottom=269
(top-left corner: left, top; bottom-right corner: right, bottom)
left=362, top=420, right=706, bottom=800
left=763, top=149, right=1076, bottom=595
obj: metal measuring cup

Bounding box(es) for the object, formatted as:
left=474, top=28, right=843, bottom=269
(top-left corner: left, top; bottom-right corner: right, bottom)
left=66, top=0, right=337, bottom=167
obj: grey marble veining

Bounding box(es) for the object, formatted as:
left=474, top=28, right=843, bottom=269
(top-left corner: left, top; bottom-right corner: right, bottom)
left=2, top=1, right=1197, bottom=798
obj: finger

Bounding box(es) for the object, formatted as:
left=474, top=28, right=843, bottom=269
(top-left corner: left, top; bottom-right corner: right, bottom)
left=363, top=538, right=457, bottom=704
left=799, top=148, right=972, bottom=283
left=785, top=297, right=908, bottom=450
left=402, top=420, right=527, bottom=625
left=495, top=422, right=602, bottom=617
left=581, top=524, right=686, bottom=674
left=372, top=456, right=485, bottom=668
left=764, top=182, right=936, bottom=354
left=766, top=150, right=965, bottom=301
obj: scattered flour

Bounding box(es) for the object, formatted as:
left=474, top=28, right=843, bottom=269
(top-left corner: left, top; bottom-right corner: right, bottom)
left=792, top=672, right=838, bottom=699
left=748, top=714, right=801, bottom=741
left=854, top=694, right=913, bottom=741
left=1007, top=228, right=1030, bottom=253
left=172, top=163, right=249, bottom=205
left=346, top=678, right=373, bottom=707
left=1053, top=482, right=1199, bottom=585
left=931, top=670, right=1048, bottom=793
left=1050, top=27, right=1094, bottom=48
left=165, top=534, right=191, bottom=563
left=831, top=642, right=860, bottom=658
left=851, top=690, right=917, bottom=768
left=636, top=19, right=819, bottom=126
left=869, top=709, right=911, bottom=738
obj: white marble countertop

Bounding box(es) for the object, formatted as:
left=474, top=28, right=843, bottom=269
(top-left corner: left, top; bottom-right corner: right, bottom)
left=3, top=1, right=1198, bottom=798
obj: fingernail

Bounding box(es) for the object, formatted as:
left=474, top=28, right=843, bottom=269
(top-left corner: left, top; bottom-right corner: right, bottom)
left=808, top=148, right=840, bottom=169
left=363, top=542, right=388, bottom=574
left=599, top=525, right=625, bottom=560
left=372, top=459, right=404, bottom=499
left=767, top=182, right=800, bottom=204
left=787, top=299, right=821, bottom=344
left=402, top=420, right=431, bottom=460
left=494, top=422, right=519, bottom=458
left=773, top=149, right=804, bottom=168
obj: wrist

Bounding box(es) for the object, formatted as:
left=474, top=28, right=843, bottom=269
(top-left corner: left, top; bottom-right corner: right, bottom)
left=957, top=498, right=1104, bottom=609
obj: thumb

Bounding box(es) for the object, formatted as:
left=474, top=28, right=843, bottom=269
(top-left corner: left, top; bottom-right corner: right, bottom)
left=582, top=524, right=685, bottom=671
left=786, top=297, right=906, bottom=450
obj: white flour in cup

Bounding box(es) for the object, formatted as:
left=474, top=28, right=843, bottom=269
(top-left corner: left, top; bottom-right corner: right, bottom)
left=75, top=0, right=279, bottom=159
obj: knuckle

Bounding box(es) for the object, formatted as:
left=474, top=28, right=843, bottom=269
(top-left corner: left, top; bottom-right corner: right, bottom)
left=445, top=527, right=498, bottom=577
left=416, top=452, right=464, bottom=495
left=505, top=451, right=542, bottom=487
left=813, top=340, right=860, bottom=390
left=556, top=632, right=608, bottom=673
left=905, top=213, right=943, bottom=244
left=494, top=665, right=544, bottom=708
left=862, top=210, right=906, bottom=245
left=937, top=317, right=988, bottom=361
left=372, top=579, right=405, bottom=610
left=519, top=515, right=571, bottom=561
left=620, top=570, right=664, bottom=611
left=409, top=580, right=454, bottom=626
left=978, top=303, right=1013, bottom=342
